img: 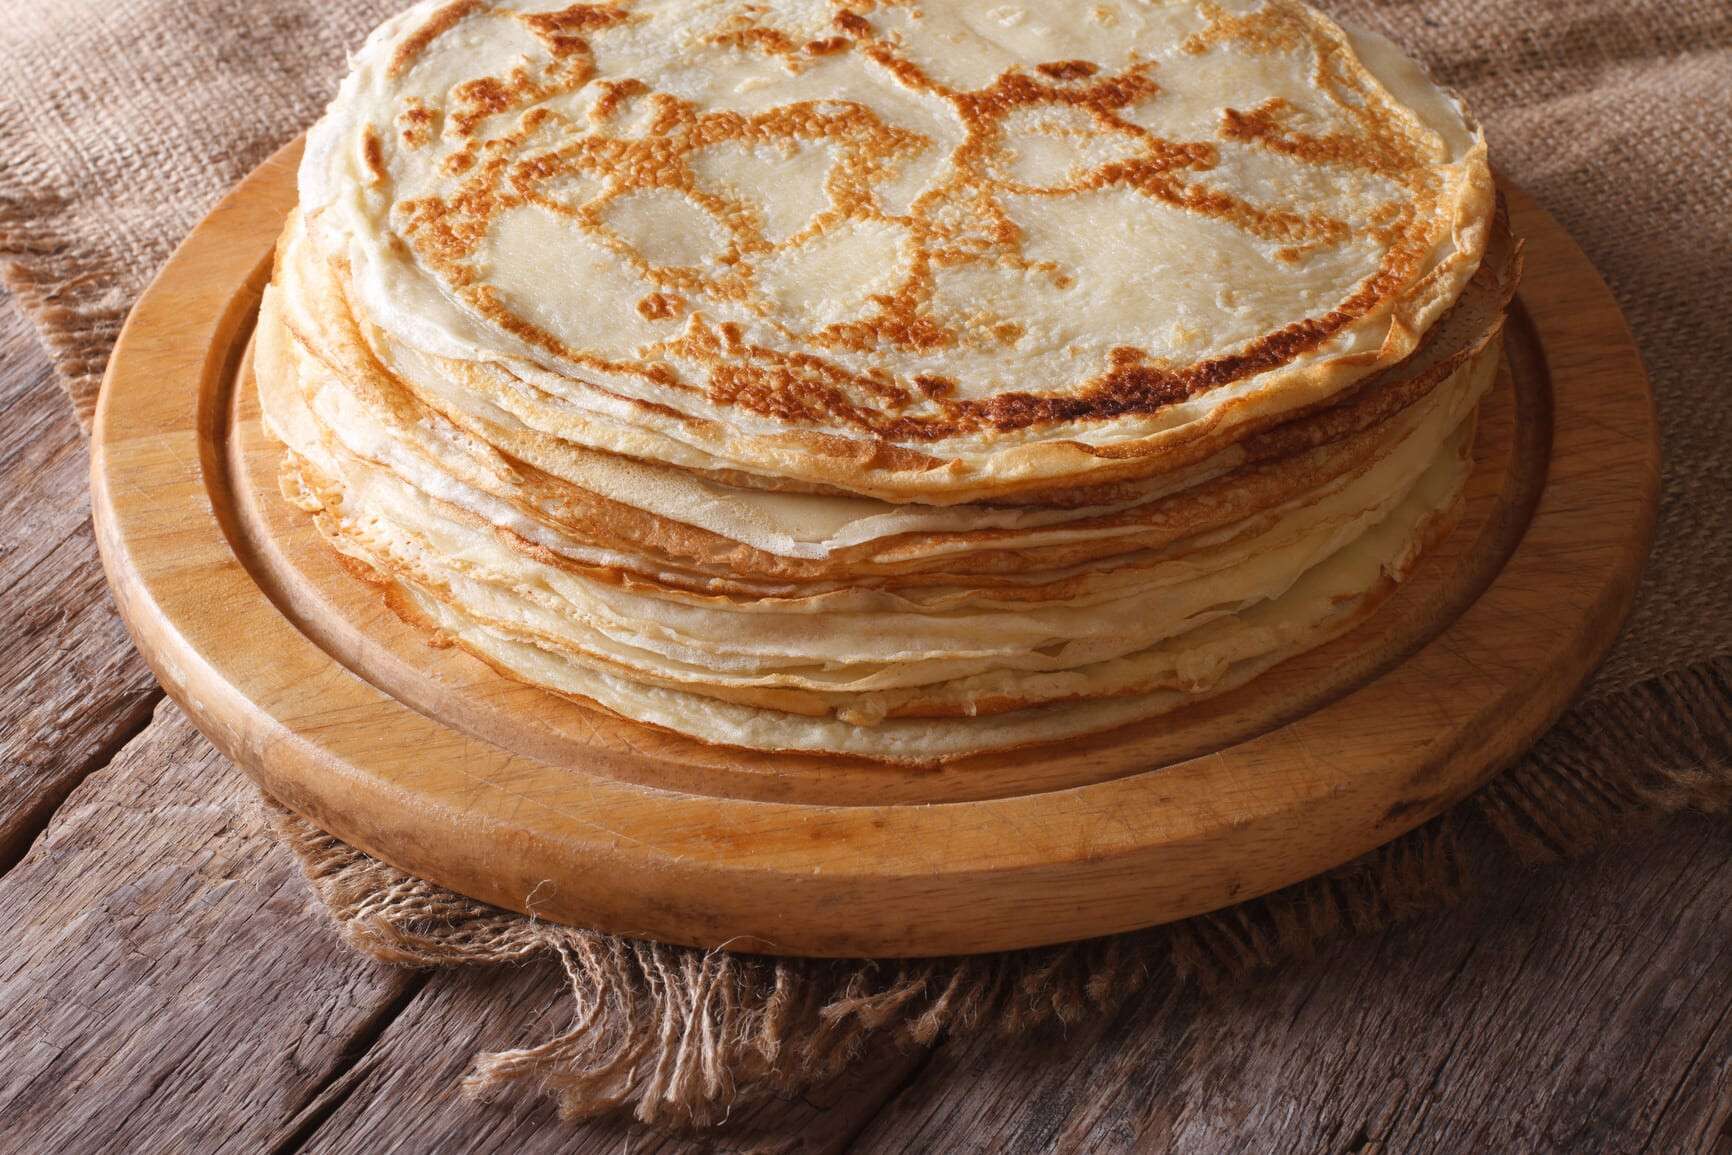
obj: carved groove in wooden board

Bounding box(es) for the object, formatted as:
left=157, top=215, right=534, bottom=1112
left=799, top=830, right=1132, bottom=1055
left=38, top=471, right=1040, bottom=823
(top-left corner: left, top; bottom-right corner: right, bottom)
left=90, top=139, right=1659, bottom=958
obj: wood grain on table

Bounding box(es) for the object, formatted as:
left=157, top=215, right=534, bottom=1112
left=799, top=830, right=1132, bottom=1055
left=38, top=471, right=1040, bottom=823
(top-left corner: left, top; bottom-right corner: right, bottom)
left=2, top=289, right=1730, bottom=1153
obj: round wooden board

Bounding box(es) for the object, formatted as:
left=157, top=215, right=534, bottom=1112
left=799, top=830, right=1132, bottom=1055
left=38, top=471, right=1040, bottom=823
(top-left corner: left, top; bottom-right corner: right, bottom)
left=91, top=140, right=1659, bottom=958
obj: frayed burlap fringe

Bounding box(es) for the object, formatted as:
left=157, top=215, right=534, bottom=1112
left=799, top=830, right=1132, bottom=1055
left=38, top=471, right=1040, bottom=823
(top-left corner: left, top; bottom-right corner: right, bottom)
left=263, top=806, right=1472, bottom=1127
left=265, top=657, right=1731, bottom=1128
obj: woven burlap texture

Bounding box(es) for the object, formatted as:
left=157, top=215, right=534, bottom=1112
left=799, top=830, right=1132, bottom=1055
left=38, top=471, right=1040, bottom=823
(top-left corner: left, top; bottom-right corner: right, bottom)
left=3, top=0, right=1728, bottom=1127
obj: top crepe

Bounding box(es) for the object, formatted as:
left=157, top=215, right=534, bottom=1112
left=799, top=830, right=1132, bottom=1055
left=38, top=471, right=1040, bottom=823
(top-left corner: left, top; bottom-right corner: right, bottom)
left=300, top=0, right=1495, bottom=502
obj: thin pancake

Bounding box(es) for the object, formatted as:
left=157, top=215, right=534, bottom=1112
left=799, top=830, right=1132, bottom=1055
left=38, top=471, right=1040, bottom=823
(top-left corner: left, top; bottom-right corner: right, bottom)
left=299, top=0, right=1495, bottom=500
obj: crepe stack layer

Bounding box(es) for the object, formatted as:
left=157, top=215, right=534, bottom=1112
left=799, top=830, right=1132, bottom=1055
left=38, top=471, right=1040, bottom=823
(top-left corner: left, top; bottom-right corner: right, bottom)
left=261, top=0, right=1517, bottom=763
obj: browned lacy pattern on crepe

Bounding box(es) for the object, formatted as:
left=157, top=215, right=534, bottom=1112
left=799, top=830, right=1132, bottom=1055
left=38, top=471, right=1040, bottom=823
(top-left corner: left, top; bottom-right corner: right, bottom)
left=259, top=0, right=1514, bottom=762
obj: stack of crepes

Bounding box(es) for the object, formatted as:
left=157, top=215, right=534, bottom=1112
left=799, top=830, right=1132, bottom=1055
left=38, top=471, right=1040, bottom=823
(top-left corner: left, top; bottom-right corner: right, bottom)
left=257, top=0, right=1519, bottom=763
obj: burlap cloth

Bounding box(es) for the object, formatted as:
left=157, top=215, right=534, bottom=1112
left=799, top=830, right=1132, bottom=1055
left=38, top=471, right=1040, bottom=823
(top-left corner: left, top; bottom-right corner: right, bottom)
left=4, top=0, right=1729, bottom=1127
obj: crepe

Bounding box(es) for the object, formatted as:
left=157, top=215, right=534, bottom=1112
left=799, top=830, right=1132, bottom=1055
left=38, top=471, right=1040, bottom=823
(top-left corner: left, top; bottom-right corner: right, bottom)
left=261, top=0, right=1517, bottom=762
left=299, top=0, right=1495, bottom=502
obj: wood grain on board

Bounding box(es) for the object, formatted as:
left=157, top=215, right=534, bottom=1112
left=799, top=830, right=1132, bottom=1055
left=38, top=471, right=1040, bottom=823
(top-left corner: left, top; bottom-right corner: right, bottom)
left=87, top=139, right=1660, bottom=957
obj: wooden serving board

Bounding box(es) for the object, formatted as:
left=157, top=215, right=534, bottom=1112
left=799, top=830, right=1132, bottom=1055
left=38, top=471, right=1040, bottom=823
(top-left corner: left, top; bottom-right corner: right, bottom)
left=90, top=140, right=1659, bottom=958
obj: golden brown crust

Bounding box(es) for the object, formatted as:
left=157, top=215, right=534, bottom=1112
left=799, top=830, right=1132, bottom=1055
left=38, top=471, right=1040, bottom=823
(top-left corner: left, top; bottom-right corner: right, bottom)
left=369, top=0, right=1486, bottom=455
left=387, top=0, right=483, bottom=78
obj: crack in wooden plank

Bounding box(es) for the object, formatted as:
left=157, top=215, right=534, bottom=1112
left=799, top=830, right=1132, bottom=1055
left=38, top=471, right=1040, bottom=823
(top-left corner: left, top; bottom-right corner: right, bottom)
left=264, top=975, right=434, bottom=1155
left=0, top=687, right=163, bottom=877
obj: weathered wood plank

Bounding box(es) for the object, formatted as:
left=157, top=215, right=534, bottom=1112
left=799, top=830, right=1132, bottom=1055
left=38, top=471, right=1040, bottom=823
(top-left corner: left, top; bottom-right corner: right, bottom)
left=0, top=293, right=160, bottom=869
left=0, top=700, right=422, bottom=1155
left=284, top=962, right=928, bottom=1154
left=847, top=814, right=1732, bottom=1153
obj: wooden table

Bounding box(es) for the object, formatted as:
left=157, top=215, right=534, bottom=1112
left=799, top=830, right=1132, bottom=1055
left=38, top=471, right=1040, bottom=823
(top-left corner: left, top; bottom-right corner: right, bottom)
left=3, top=287, right=1729, bottom=1153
